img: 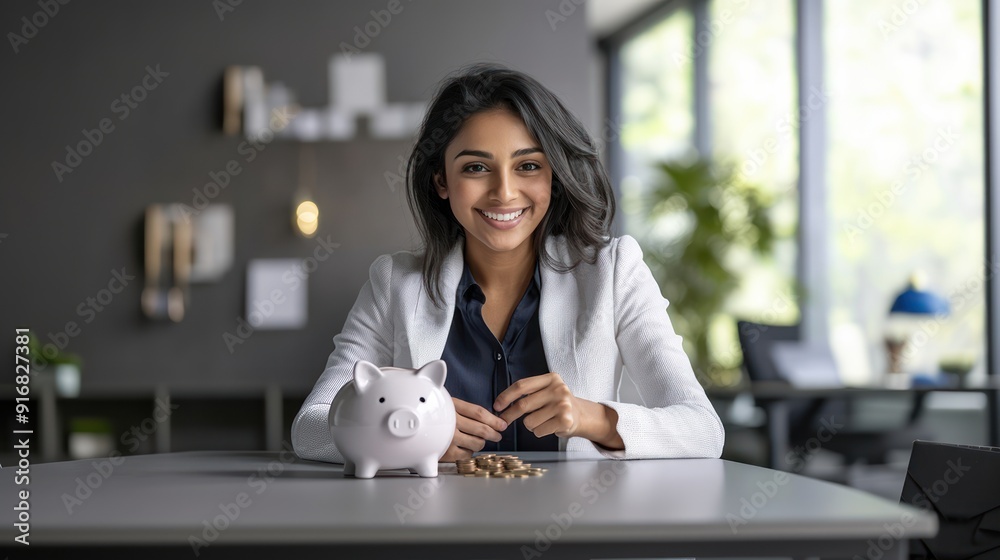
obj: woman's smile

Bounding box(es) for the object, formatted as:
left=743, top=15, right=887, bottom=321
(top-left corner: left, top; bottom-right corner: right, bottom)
left=476, top=206, right=530, bottom=229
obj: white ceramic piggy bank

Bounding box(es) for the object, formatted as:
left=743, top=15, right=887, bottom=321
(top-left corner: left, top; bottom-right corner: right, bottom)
left=328, top=360, right=456, bottom=478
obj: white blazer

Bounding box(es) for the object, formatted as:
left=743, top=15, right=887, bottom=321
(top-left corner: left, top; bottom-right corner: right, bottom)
left=291, top=234, right=724, bottom=462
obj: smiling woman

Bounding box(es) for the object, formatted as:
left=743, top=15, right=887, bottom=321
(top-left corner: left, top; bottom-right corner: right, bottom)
left=409, top=64, right=616, bottom=307
left=434, top=110, right=553, bottom=278
left=292, top=64, right=725, bottom=466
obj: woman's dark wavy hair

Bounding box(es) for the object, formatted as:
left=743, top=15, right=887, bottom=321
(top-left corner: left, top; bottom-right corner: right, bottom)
left=406, top=63, right=616, bottom=306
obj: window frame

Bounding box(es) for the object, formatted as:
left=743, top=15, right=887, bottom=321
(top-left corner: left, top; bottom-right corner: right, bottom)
left=600, top=0, right=997, bottom=386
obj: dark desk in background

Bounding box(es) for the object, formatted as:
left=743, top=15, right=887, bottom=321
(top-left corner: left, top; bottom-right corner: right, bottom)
left=709, top=380, right=1000, bottom=469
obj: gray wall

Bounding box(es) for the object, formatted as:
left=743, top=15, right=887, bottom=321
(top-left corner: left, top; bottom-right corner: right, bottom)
left=0, top=0, right=595, bottom=394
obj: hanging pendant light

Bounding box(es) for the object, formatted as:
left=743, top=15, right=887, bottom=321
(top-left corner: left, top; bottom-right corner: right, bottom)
left=294, top=145, right=319, bottom=238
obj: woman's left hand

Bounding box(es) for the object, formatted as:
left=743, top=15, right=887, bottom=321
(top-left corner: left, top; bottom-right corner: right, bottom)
left=492, top=372, right=596, bottom=440
left=493, top=373, right=583, bottom=437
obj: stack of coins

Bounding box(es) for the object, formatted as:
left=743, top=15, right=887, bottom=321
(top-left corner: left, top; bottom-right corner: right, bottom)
left=455, top=453, right=548, bottom=478
left=455, top=458, right=477, bottom=475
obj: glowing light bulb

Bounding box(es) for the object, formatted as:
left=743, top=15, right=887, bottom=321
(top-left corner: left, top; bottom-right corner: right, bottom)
left=294, top=200, right=319, bottom=237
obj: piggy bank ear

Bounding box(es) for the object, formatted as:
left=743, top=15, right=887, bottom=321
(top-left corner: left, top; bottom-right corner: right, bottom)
left=416, top=360, right=447, bottom=388
left=353, top=360, right=384, bottom=394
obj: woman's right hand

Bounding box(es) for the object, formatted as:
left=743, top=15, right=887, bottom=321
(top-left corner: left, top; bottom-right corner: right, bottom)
left=440, top=397, right=508, bottom=462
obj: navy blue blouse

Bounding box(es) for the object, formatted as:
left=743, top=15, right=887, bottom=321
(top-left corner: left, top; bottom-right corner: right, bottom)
left=440, top=259, right=558, bottom=452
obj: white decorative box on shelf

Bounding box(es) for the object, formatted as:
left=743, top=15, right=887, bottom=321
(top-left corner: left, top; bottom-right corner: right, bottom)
left=223, top=52, right=427, bottom=142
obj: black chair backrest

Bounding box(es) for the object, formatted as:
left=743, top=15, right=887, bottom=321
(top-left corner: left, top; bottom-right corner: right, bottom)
left=736, top=320, right=801, bottom=383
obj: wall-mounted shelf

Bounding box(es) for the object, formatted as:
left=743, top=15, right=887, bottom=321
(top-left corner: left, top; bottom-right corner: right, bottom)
left=0, top=380, right=307, bottom=465
left=223, top=52, right=427, bottom=142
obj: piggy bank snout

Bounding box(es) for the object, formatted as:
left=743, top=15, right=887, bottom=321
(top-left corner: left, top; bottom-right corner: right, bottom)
left=387, top=408, right=421, bottom=438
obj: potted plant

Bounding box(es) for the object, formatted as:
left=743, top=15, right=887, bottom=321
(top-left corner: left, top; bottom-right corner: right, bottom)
left=28, top=332, right=83, bottom=397
left=637, top=154, right=788, bottom=388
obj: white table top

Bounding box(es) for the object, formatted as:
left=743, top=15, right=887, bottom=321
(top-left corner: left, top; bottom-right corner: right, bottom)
left=0, top=450, right=937, bottom=557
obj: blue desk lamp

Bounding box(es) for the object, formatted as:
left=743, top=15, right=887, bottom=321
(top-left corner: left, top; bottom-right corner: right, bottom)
left=889, top=279, right=950, bottom=316
left=885, top=274, right=950, bottom=382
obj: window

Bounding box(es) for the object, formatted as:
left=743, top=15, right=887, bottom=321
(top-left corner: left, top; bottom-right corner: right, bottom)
left=613, top=0, right=798, bottom=385
left=608, top=0, right=987, bottom=387
left=825, top=0, right=984, bottom=383
left=618, top=7, right=694, bottom=227
left=708, top=0, right=798, bottom=372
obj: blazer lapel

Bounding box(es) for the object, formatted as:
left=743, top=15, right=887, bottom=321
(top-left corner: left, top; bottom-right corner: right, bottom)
left=409, top=235, right=581, bottom=391
left=539, top=236, right=580, bottom=390
left=409, top=239, right=464, bottom=368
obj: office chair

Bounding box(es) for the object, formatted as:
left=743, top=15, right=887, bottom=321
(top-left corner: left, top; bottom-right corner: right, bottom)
left=736, top=320, right=926, bottom=470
